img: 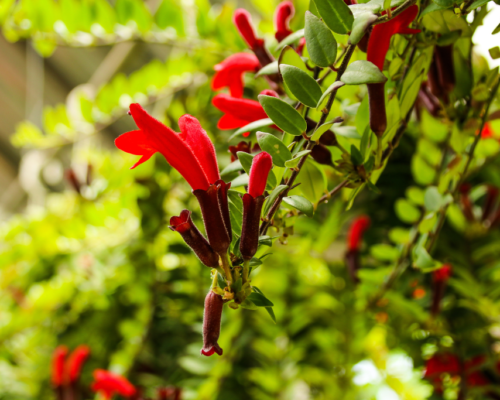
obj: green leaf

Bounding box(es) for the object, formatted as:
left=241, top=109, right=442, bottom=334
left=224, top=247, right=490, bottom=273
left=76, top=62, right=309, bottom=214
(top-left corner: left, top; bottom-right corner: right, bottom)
left=285, top=150, right=311, bottom=168
left=298, top=160, right=327, bottom=202
left=370, top=244, right=399, bottom=261
left=317, top=81, right=345, bottom=109
left=220, top=160, right=243, bottom=178
left=252, top=286, right=277, bottom=322
left=259, top=235, right=274, bottom=247
left=383, top=0, right=392, bottom=9
left=228, top=118, right=274, bottom=141
left=467, top=0, right=489, bottom=10
left=248, top=292, right=274, bottom=307
left=493, top=23, right=500, bottom=35
left=313, top=0, right=354, bottom=34
left=413, top=244, right=439, bottom=271
left=255, top=61, right=279, bottom=78
left=258, top=95, right=307, bottom=136
left=350, top=145, right=363, bottom=166
left=280, top=65, right=324, bottom=108
left=341, top=60, right=387, bottom=85
left=279, top=45, right=309, bottom=73
left=310, top=120, right=337, bottom=141
left=237, top=152, right=254, bottom=174
left=231, top=173, right=249, bottom=188
left=395, top=198, right=421, bottom=224
left=217, top=273, right=226, bottom=289
left=304, top=11, right=338, bottom=68
left=424, top=186, right=443, bottom=212
left=263, top=185, right=289, bottom=216
left=349, top=12, right=378, bottom=45
left=489, top=47, right=500, bottom=60
left=277, top=28, right=305, bottom=48
left=283, top=195, right=314, bottom=217
left=256, top=132, right=293, bottom=167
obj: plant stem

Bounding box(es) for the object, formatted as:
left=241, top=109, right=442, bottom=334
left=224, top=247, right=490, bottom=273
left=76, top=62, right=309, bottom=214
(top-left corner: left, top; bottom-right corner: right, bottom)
left=220, top=252, right=233, bottom=287
left=242, top=260, right=250, bottom=284
left=373, top=0, right=417, bottom=25
left=259, top=45, right=356, bottom=235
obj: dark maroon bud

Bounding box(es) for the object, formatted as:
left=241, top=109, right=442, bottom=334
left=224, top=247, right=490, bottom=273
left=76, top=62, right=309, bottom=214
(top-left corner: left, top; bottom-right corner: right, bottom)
left=66, top=169, right=81, bottom=194
left=201, top=291, right=224, bottom=357
left=215, top=180, right=232, bottom=244
left=418, top=83, right=442, bottom=117
left=459, top=184, right=475, bottom=222
left=357, top=28, right=371, bottom=53
left=319, top=130, right=339, bottom=146
left=311, top=144, right=334, bottom=166
left=157, top=387, right=182, bottom=400
left=193, top=182, right=232, bottom=256
left=240, top=193, right=265, bottom=260
left=367, top=82, right=387, bottom=137
left=427, top=57, right=444, bottom=100
left=434, top=44, right=455, bottom=94
left=431, top=265, right=452, bottom=317
left=345, top=249, right=360, bottom=284
left=482, top=186, right=498, bottom=222
left=229, top=141, right=251, bottom=163
left=169, top=210, right=219, bottom=267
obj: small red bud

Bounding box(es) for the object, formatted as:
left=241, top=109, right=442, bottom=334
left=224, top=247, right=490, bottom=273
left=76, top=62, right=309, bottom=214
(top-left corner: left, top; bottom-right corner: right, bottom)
left=248, top=152, right=273, bottom=198
left=367, top=83, right=387, bottom=137
left=233, top=9, right=263, bottom=51
left=274, top=1, right=295, bottom=42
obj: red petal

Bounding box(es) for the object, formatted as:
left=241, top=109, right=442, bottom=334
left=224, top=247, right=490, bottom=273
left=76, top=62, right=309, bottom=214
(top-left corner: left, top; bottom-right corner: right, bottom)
left=178, top=115, right=220, bottom=185
left=212, top=94, right=267, bottom=120
left=248, top=152, right=273, bottom=197
left=65, top=345, right=90, bottom=384
left=52, top=346, right=68, bottom=387
left=218, top=114, right=250, bottom=130
left=274, top=1, right=294, bottom=42
left=128, top=104, right=210, bottom=191
left=233, top=9, right=263, bottom=50
left=347, top=215, right=371, bottom=251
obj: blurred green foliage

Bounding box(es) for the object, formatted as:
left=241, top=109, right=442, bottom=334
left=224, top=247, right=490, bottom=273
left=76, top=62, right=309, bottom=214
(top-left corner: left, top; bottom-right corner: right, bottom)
left=1, top=0, right=500, bottom=399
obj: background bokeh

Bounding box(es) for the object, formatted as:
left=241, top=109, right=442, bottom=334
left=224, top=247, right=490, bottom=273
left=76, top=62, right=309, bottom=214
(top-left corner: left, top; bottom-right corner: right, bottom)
left=1, top=0, right=500, bottom=399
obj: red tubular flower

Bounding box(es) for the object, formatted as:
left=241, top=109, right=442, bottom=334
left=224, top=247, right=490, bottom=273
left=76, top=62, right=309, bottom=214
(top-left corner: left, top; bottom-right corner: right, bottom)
left=193, top=180, right=232, bottom=256
left=366, top=6, right=420, bottom=136
left=91, top=370, right=136, bottom=400
left=431, top=264, right=452, bottom=316
left=233, top=9, right=264, bottom=51
left=52, top=346, right=69, bottom=387
left=240, top=152, right=272, bottom=260
left=115, top=104, right=220, bottom=191
left=212, top=91, right=279, bottom=137
left=274, top=1, right=295, bottom=42
left=247, top=152, right=273, bottom=198
left=201, top=291, right=224, bottom=357
left=212, top=53, right=260, bottom=98
left=170, top=210, right=220, bottom=267
left=347, top=216, right=371, bottom=252
left=65, top=345, right=90, bottom=384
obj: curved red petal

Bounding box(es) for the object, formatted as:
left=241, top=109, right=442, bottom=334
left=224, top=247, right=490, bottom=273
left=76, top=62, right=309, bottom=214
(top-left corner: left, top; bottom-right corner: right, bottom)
left=233, top=9, right=263, bottom=50
left=128, top=104, right=210, bottom=190
left=52, top=346, right=68, bottom=387
left=274, top=1, right=295, bottom=42
left=218, top=114, right=249, bottom=130
left=65, top=345, right=91, bottom=383
left=178, top=115, right=220, bottom=185
left=347, top=215, right=371, bottom=251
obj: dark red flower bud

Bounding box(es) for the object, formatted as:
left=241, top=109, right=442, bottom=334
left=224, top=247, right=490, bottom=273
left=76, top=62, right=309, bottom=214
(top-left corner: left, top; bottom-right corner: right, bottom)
left=311, top=144, right=333, bottom=166
left=193, top=181, right=232, bottom=256
left=347, top=215, right=371, bottom=251
left=240, top=194, right=266, bottom=260
left=431, top=264, right=452, bottom=317
left=482, top=185, right=499, bottom=221
left=169, top=210, right=220, bottom=267
left=158, top=387, right=182, bottom=400
left=65, top=345, right=90, bottom=384
left=248, top=152, right=273, bottom=198
left=274, top=1, right=294, bottom=42
left=318, top=129, right=339, bottom=147
left=212, top=53, right=260, bottom=98
left=367, top=82, right=387, bottom=137
left=427, top=57, right=444, bottom=100
left=201, top=291, right=224, bottom=357
left=52, top=346, right=68, bottom=387
left=229, top=141, right=252, bottom=162
left=434, top=45, right=455, bottom=94
left=345, top=249, right=360, bottom=284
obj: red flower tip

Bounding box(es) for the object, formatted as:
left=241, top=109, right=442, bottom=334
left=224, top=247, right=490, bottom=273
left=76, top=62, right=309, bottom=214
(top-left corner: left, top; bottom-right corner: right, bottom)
left=347, top=215, right=371, bottom=251
left=116, top=104, right=219, bottom=191
left=65, top=345, right=91, bottom=384
left=233, top=9, right=264, bottom=51
left=296, top=37, right=306, bottom=55
left=52, top=345, right=69, bottom=387
left=260, top=89, right=279, bottom=98
left=212, top=53, right=260, bottom=98
left=91, top=370, right=136, bottom=400
left=248, top=152, right=273, bottom=198
left=367, top=5, right=420, bottom=71
left=433, top=264, right=452, bottom=283
left=274, top=1, right=295, bottom=42
left=212, top=94, right=269, bottom=136
left=169, top=209, right=191, bottom=233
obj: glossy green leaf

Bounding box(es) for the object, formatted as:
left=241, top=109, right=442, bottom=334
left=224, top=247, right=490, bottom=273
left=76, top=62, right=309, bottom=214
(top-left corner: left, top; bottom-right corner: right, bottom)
left=255, top=61, right=279, bottom=78
left=304, top=11, right=338, bottom=68
left=341, top=60, right=387, bottom=85
left=258, top=95, right=307, bottom=136
left=280, top=65, right=323, bottom=108
left=220, top=160, right=243, bottom=177
left=247, top=292, right=274, bottom=307
left=313, top=0, right=354, bottom=34
left=256, top=132, right=293, bottom=167
left=283, top=195, right=314, bottom=217
left=349, top=12, right=377, bottom=45
left=237, top=152, right=254, bottom=174
left=395, top=198, right=421, bottom=224
left=263, top=185, right=289, bottom=216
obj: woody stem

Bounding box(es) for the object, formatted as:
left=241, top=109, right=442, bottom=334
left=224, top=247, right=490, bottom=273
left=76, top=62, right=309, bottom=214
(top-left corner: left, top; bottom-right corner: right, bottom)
left=220, top=252, right=233, bottom=288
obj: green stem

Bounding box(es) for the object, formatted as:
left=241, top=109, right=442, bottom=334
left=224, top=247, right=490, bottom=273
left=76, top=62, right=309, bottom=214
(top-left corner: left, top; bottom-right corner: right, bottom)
left=220, top=252, right=233, bottom=288
left=211, top=269, right=219, bottom=289
left=242, top=260, right=250, bottom=284
left=375, top=136, right=383, bottom=168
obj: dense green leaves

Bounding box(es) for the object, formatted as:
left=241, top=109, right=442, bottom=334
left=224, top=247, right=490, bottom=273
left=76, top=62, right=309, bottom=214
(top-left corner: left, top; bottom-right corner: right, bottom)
left=258, top=95, right=307, bottom=136
left=304, top=11, right=338, bottom=68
